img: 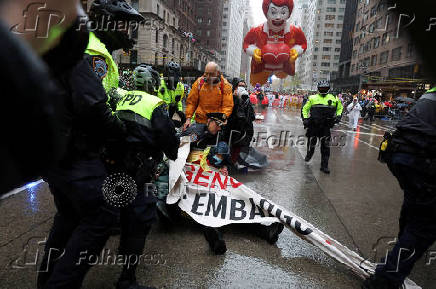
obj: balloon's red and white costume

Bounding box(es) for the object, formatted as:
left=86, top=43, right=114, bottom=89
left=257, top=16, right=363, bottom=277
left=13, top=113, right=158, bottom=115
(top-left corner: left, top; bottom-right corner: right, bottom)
left=243, top=0, right=307, bottom=86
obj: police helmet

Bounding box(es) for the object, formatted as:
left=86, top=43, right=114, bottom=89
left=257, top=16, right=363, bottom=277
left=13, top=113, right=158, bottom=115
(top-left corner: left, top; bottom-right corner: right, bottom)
left=90, top=0, right=144, bottom=22
left=317, top=80, right=330, bottom=95
left=133, top=65, right=160, bottom=92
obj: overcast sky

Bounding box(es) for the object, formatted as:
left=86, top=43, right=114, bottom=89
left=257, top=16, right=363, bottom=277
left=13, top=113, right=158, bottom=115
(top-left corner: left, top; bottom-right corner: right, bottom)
left=249, top=0, right=266, bottom=26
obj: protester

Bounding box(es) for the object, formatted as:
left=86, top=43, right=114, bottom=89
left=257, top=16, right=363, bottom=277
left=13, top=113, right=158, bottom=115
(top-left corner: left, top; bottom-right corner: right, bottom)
left=183, top=62, right=233, bottom=130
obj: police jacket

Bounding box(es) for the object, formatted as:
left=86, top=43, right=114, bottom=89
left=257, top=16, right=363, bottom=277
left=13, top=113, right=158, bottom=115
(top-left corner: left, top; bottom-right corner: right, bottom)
left=116, top=90, right=180, bottom=161
left=393, top=88, right=436, bottom=155
left=302, top=93, right=343, bottom=124
left=54, top=57, right=127, bottom=164
left=0, top=21, right=62, bottom=193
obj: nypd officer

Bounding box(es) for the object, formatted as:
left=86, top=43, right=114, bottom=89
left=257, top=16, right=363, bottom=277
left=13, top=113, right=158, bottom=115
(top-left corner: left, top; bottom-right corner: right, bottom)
left=158, top=61, right=185, bottom=115
left=302, top=80, right=343, bottom=174
left=363, top=87, right=436, bottom=289
left=110, top=65, right=180, bottom=289
left=37, top=1, right=144, bottom=288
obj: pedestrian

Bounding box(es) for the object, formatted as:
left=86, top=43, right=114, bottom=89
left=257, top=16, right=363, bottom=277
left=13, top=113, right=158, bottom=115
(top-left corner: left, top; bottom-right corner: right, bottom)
left=347, top=97, right=362, bottom=131
left=183, top=62, right=233, bottom=130
left=158, top=61, right=185, bottom=113
left=302, top=81, right=343, bottom=174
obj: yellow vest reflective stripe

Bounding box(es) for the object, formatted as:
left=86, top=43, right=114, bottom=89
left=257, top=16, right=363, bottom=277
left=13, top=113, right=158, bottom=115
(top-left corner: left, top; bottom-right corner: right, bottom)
left=427, top=87, right=436, bottom=93
left=85, top=32, right=119, bottom=94
left=116, top=90, right=164, bottom=121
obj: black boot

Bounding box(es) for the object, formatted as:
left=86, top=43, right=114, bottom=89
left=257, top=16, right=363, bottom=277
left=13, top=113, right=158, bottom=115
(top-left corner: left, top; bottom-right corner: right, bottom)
left=264, top=223, right=284, bottom=244
left=203, top=226, right=227, bottom=255
left=320, top=167, right=330, bottom=174
left=361, top=275, right=400, bottom=289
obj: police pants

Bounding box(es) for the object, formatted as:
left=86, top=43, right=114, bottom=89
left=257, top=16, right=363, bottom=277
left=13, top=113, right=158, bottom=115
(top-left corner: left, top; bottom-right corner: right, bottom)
left=118, top=186, right=156, bottom=281
left=306, top=126, right=331, bottom=168
left=38, top=159, right=119, bottom=289
left=375, top=153, right=436, bottom=286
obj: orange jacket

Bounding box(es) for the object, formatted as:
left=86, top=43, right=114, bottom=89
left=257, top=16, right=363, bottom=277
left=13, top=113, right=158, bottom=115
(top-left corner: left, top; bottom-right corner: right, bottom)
left=186, top=76, right=234, bottom=124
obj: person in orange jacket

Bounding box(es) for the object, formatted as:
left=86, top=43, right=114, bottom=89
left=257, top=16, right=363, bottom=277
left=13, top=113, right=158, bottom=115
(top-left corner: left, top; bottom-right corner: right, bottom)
left=183, top=62, right=234, bottom=130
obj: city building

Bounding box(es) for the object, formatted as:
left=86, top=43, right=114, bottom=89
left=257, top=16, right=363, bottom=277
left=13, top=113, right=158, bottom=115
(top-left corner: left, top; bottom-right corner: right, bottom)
left=299, top=0, right=347, bottom=91
left=240, top=16, right=251, bottom=85
left=194, top=0, right=224, bottom=55
left=331, top=0, right=359, bottom=92
left=220, top=0, right=247, bottom=79
left=347, top=0, right=425, bottom=97
left=115, top=0, right=219, bottom=76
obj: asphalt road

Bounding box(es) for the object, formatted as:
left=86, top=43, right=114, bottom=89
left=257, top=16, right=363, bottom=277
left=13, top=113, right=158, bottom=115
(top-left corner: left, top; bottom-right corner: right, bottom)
left=1, top=107, right=434, bottom=289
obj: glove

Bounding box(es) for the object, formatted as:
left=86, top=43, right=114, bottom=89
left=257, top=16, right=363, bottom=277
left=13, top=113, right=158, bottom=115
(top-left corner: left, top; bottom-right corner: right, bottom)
left=289, top=48, right=299, bottom=63
left=303, top=118, right=310, bottom=129
left=159, top=87, right=166, bottom=95
left=253, top=48, right=262, bottom=64
left=335, top=116, right=341, bottom=124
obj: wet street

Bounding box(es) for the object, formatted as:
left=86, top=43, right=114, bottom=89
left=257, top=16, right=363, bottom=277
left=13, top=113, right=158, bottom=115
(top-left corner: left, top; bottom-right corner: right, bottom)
left=0, top=107, right=435, bottom=289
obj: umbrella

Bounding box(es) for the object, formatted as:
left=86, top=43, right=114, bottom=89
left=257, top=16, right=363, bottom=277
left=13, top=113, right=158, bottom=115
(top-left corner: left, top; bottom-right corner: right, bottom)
left=395, top=96, right=416, bottom=103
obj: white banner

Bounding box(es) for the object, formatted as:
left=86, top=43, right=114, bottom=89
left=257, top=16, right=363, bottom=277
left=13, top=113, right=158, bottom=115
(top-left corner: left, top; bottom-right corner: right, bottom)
left=168, top=141, right=421, bottom=288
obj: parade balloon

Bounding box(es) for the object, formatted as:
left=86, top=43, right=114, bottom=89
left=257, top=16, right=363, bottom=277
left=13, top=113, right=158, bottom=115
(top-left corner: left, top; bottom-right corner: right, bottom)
left=243, top=0, right=308, bottom=86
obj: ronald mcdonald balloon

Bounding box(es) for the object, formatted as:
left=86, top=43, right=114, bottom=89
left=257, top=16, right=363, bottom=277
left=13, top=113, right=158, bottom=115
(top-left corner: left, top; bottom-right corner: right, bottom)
left=243, top=0, right=307, bottom=86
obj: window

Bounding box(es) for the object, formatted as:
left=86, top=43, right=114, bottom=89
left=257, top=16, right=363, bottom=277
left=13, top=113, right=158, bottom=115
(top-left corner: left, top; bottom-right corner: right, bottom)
left=157, top=4, right=160, bottom=17
left=321, top=62, right=331, bottom=67
left=323, top=47, right=331, bottom=51
left=325, top=15, right=336, bottom=21
left=163, top=34, right=168, bottom=48
left=338, top=15, right=344, bottom=21
left=407, top=43, right=414, bottom=57
left=322, top=55, right=331, bottom=60
left=313, top=55, right=318, bottom=60
left=155, top=30, right=159, bottom=43
left=382, top=32, right=389, bottom=45
left=327, top=0, right=336, bottom=3
left=391, top=47, right=402, bottom=61
left=336, top=32, right=342, bottom=37
left=380, top=51, right=389, bottom=64
left=371, top=55, right=377, bottom=66
left=326, top=7, right=336, bottom=12
left=325, top=23, right=334, bottom=28
left=324, top=39, right=333, bottom=44
left=373, top=37, right=380, bottom=49
left=324, top=31, right=334, bottom=36
left=335, top=48, right=341, bottom=52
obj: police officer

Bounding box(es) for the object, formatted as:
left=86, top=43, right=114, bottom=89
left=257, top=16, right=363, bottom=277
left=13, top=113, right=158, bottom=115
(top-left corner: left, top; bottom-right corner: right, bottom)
left=363, top=87, right=436, bottom=289
left=110, top=65, right=179, bottom=289
left=85, top=0, right=145, bottom=108
left=302, top=81, right=343, bottom=174
left=37, top=1, right=143, bottom=288
left=158, top=61, right=185, bottom=116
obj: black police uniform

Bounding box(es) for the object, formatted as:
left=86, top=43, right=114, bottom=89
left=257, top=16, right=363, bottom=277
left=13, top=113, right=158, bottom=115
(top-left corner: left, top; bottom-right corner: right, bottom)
left=109, top=102, right=179, bottom=288
left=37, top=56, right=126, bottom=289
left=368, top=89, right=436, bottom=288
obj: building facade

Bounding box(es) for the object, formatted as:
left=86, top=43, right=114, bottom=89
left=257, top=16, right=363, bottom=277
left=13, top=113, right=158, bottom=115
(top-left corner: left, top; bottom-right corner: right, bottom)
left=348, top=0, right=423, bottom=96
left=331, top=0, right=359, bottom=92
left=114, top=0, right=218, bottom=76
left=220, top=0, right=247, bottom=79
left=299, top=0, right=347, bottom=91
